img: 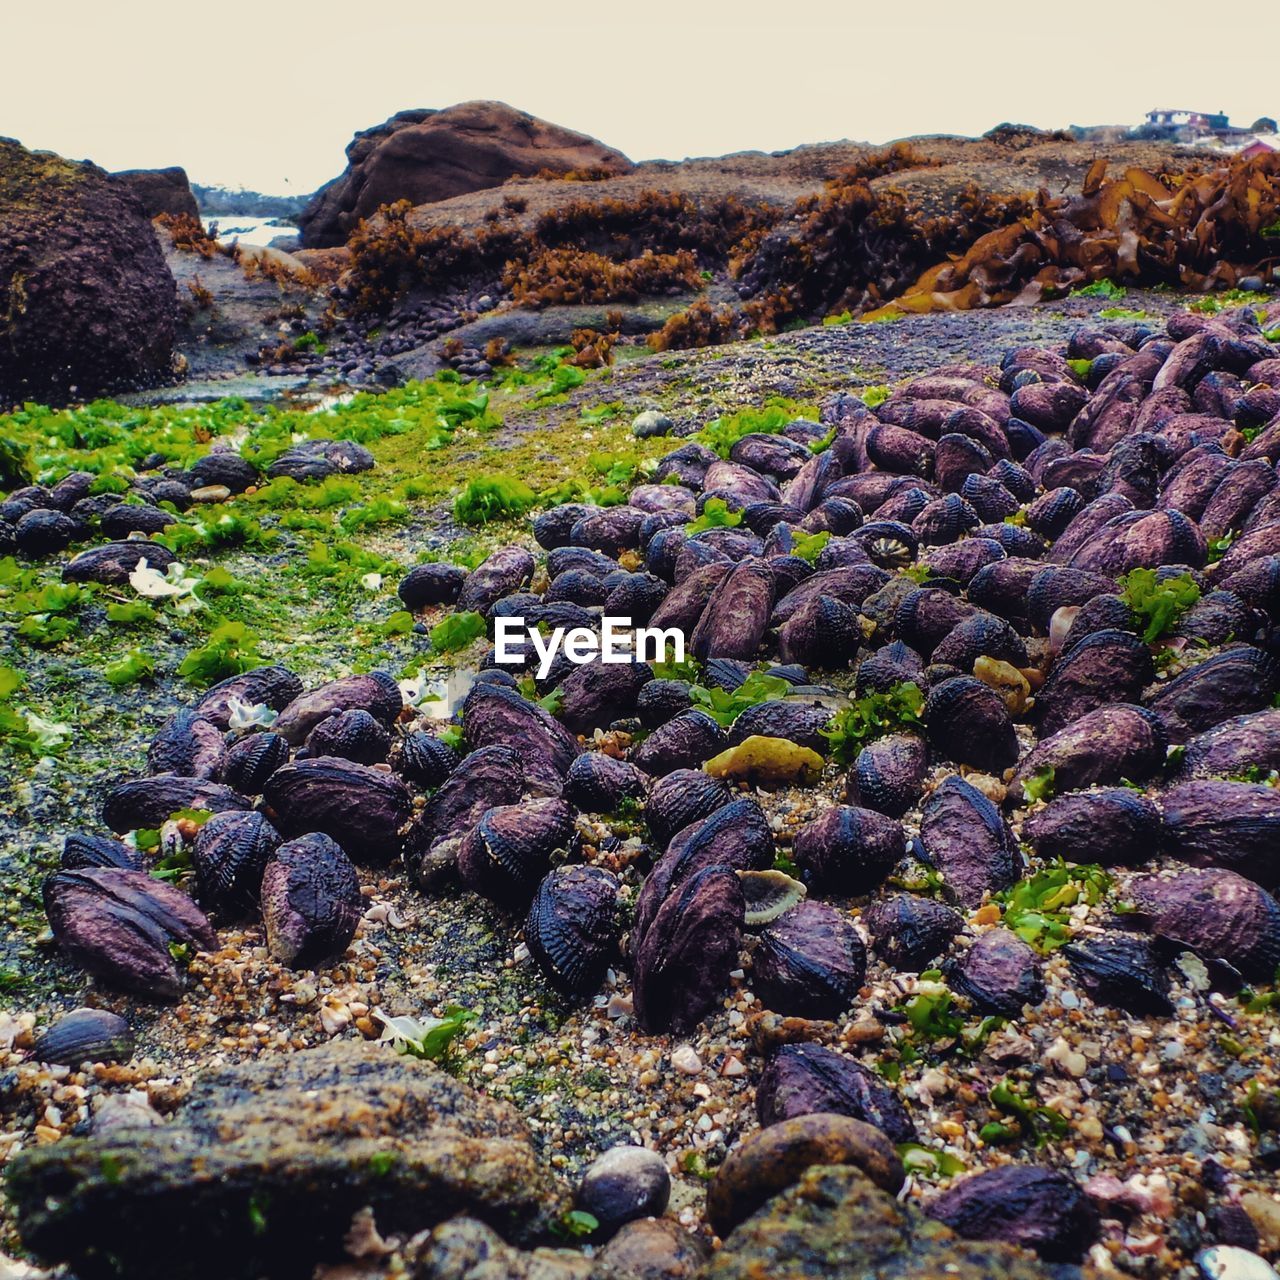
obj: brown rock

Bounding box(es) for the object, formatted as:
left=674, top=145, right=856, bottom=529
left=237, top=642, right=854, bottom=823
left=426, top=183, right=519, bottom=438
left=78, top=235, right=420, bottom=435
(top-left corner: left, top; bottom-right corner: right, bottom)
left=111, top=166, right=199, bottom=218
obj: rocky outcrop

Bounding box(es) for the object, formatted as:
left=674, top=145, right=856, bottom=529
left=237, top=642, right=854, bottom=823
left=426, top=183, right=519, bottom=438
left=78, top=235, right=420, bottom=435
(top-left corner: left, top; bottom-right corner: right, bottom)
left=0, top=137, right=176, bottom=405
left=7, top=1039, right=561, bottom=1280
left=297, top=100, right=632, bottom=247
left=111, top=165, right=199, bottom=218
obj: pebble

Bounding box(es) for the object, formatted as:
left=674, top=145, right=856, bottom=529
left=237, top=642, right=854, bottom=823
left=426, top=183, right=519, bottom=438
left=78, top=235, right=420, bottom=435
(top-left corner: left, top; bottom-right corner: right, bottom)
left=576, top=1145, right=671, bottom=1237
left=189, top=485, right=231, bottom=503
left=671, top=1044, right=702, bottom=1075
left=632, top=409, right=674, bottom=438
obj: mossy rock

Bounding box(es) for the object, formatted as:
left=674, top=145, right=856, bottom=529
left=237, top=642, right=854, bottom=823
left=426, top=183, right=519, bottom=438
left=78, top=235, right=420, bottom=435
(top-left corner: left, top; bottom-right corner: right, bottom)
left=1, top=137, right=176, bottom=405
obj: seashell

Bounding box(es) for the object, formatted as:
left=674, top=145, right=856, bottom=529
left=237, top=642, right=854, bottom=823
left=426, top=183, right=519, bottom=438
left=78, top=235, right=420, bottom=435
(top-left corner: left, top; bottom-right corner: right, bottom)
left=219, top=731, right=289, bottom=794
left=273, top=671, right=402, bottom=745
left=703, top=459, right=781, bottom=507
left=302, top=708, right=391, bottom=765
left=1068, top=508, right=1206, bottom=575
left=1034, top=628, right=1153, bottom=737
left=569, top=506, right=648, bottom=555
left=635, top=678, right=694, bottom=729
left=934, top=433, right=994, bottom=494
left=945, top=928, right=1044, bottom=1017
left=966, top=558, right=1041, bottom=627
left=777, top=593, right=859, bottom=667
left=603, top=571, right=668, bottom=625
left=1161, top=780, right=1280, bottom=888
left=971, top=522, right=1044, bottom=558
left=260, top=832, right=363, bottom=969
left=1007, top=703, right=1168, bottom=805
left=894, top=587, right=976, bottom=656
left=632, top=864, right=745, bottom=1034
left=920, top=776, right=1020, bottom=907
left=456, top=545, right=536, bottom=615
left=845, top=733, right=929, bottom=818
left=855, top=641, right=924, bottom=696
left=706, top=1113, right=903, bottom=1239
left=1025, top=487, right=1085, bottom=540
left=911, top=494, right=979, bottom=546
left=940, top=406, right=1010, bottom=460
left=644, top=769, right=733, bottom=845
left=100, top=503, right=176, bottom=538
left=1158, top=446, right=1234, bottom=520
left=633, top=798, right=773, bottom=943
left=61, top=832, right=144, bottom=872
left=800, top=496, right=863, bottom=536
left=826, top=472, right=920, bottom=514
left=1098, top=432, right=1165, bottom=507
left=738, top=869, right=807, bottom=925
left=457, top=798, right=577, bottom=906
left=862, top=893, right=963, bottom=970
left=525, top=864, right=619, bottom=995
left=730, top=433, right=811, bottom=480
left=923, top=1165, right=1099, bottom=1264
left=397, top=562, right=467, bottom=609
left=727, top=699, right=832, bottom=753
left=547, top=546, right=618, bottom=579
left=62, top=541, right=178, bottom=586
left=923, top=676, right=1019, bottom=773
left=562, top=753, right=647, bottom=812
left=144, top=711, right=226, bottom=780
left=629, top=482, right=696, bottom=515
left=192, top=810, right=281, bottom=917
left=988, top=458, right=1037, bottom=502
left=193, top=665, right=303, bottom=730
left=1129, top=868, right=1280, bottom=983
left=556, top=659, right=652, bottom=735
left=1059, top=594, right=1136, bottom=651
left=756, top=1042, right=915, bottom=1140
left=960, top=474, right=1019, bottom=523
left=461, top=681, right=580, bottom=795
left=1023, top=787, right=1162, bottom=865
left=388, top=730, right=459, bottom=790
left=1026, top=566, right=1116, bottom=632
left=1176, top=707, right=1280, bottom=780
left=638, top=509, right=689, bottom=548
left=43, top=868, right=217, bottom=1000
left=187, top=452, right=256, bottom=493
left=630, top=709, right=727, bottom=776
left=534, top=503, right=599, bottom=550
left=649, top=549, right=729, bottom=620
left=792, top=805, right=905, bottom=896
left=32, top=1008, right=135, bottom=1067
left=1046, top=492, right=1135, bottom=565
left=47, top=471, right=95, bottom=511
left=930, top=612, right=1027, bottom=672
left=1010, top=380, right=1089, bottom=433
left=851, top=520, right=919, bottom=570
left=688, top=558, right=774, bottom=661
left=742, top=501, right=807, bottom=535
left=402, top=745, right=526, bottom=887
left=14, top=509, right=82, bottom=555
left=872, top=485, right=932, bottom=525
left=1207, top=517, right=1280, bottom=581
left=1147, top=646, right=1279, bottom=743
left=866, top=424, right=934, bottom=476
left=704, top=736, right=824, bottom=787
left=1062, top=933, right=1173, bottom=1016
left=263, top=756, right=411, bottom=864
left=102, top=775, right=250, bottom=833
left=751, top=900, right=866, bottom=1020
left=1174, top=589, right=1256, bottom=647
left=920, top=537, right=1006, bottom=586
left=672, top=537, right=731, bottom=581
left=264, top=438, right=373, bottom=480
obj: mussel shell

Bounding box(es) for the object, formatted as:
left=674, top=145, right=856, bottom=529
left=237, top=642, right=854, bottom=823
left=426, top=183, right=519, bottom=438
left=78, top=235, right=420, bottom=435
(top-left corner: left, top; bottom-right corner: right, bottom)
left=635, top=678, right=694, bottom=729
left=930, top=613, right=1028, bottom=672
left=630, top=710, right=727, bottom=776
left=771, top=564, right=888, bottom=627
left=533, top=503, right=597, bottom=550
left=855, top=642, right=924, bottom=697
left=263, top=756, right=411, bottom=864
left=945, top=928, right=1044, bottom=1017
left=62, top=541, right=178, bottom=586
left=751, top=900, right=866, bottom=1020
left=792, top=805, right=905, bottom=896
left=1161, top=780, right=1280, bottom=888
left=556, top=659, right=653, bottom=736
left=919, top=776, right=1020, bottom=907
left=397, top=562, right=466, bottom=609
left=61, top=832, right=143, bottom=872
left=1023, top=788, right=1163, bottom=865
left=461, top=681, right=580, bottom=795
left=193, top=810, right=281, bottom=917
left=895, top=588, right=976, bottom=656
left=192, top=666, right=304, bottom=730
left=728, top=699, right=833, bottom=754
left=524, top=864, right=619, bottom=995
left=303, top=708, right=391, bottom=765
left=756, top=1042, right=915, bottom=1140
left=689, top=558, right=775, bottom=662
left=632, top=864, right=745, bottom=1034
left=643, top=769, right=733, bottom=846
left=777, top=594, right=859, bottom=668
left=562, top=753, right=647, bottom=812
left=390, top=730, right=461, bottom=790
left=862, top=893, right=963, bottom=970
left=1034, top=628, right=1154, bottom=737
left=1062, top=933, right=1173, bottom=1016
left=845, top=733, right=929, bottom=819
left=1146, top=646, right=1280, bottom=743
left=260, top=832, right=363, bottom=969
left=219, top=731, right=290, bottom=794
left=102, top=775, right=251, bottom=833
left=1176, top=707, right=1280, bottom=780
left=273, top=671, right=403, bottom=745
left=147, top=711, right=226, bottom=780
left=32, top=1008, right=135, bottom=1066
left=923, top=676, right=1019, bottom=773
left=457, top=545, right=536, bottom=613
left=457, top=798, right=578, bottom=906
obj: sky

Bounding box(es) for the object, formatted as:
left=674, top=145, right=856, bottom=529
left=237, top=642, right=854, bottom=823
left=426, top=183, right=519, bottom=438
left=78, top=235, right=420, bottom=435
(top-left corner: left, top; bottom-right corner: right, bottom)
left=4, top=0, right=1278, bottom=195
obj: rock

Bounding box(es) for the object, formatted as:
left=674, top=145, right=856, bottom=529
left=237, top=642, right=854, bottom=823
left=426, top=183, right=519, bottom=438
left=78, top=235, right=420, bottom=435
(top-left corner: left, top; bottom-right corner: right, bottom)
left=633, top=409, right=675, bottom=438
left=8, top=1040, right=559, bottom=1280
left=0, top=137, right=176, bottom=404
left=297, top=100, right=633, bottom=248
left=705, top=1165, right=1071, bottom=1278
left=706, top=1113, right=904, bottom=1238
left=111, top=166, right=199, bottom=218
left=575, top=1145, right=670, bottom=1238
left=407, top=1216, right=597, bottom=1279
left=597, top=1217, right=709, bottom=1279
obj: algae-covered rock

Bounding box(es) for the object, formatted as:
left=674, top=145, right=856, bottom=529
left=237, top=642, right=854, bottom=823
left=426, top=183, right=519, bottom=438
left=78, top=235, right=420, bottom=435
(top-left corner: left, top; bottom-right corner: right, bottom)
left=704, top=735, right=824, bottom=787
left=1, top=137, right=176, bottom=404
left=706, top=1164, right=1094, bottom=1279
left=7, top=1040, right=560, bottom=1280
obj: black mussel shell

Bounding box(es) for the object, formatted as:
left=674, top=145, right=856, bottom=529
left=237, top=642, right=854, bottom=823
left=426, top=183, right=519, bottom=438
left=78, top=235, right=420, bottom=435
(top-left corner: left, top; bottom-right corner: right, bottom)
left=644, top=769, right=734, bottom=846
left=920, top=776, right=1020, bottom=907
left=303, top=708, right=392, bottom=765
left=563, top=753, right=647, bottom=812
left=219, top=731, right=290, bottom=795
left=61, top=832, right=143, bottom=872
left=1062, top=933, right=1173, bottom=1016
left=32, top=1008, right=135, bottom=1066
left=1023, top=788, right=1162, bottom=865
left=260, top=833, right=363, bottom=969
left=457, top=798, right=578, bottom=906
left=193, top=810, right=281, bottom=918
left=923, top=676, right=1019, bottom=773
left=751, top=900, right=866, bottom=1020
left=792, top=805, right=905, bottom=896
left=945, top=928, right=1044, bottom=1017
left=525, top=865, right=619, bottom=995
left=862, top=893, right=963, bottom=971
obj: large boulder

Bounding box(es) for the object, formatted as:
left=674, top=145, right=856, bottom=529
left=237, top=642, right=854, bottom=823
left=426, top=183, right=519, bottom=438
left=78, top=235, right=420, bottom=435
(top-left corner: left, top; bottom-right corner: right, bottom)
left=297, top=100, right=632, bottom=247
left=111, top=165, right=200, bottom=218
left=0, top=137, right=176, bottom=404
left=7, top=1039, right=560, bottom=1280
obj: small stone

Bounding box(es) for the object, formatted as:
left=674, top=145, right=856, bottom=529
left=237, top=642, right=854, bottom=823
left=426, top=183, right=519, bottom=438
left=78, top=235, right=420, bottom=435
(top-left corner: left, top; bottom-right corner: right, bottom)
left=576, top=1145, right=671, bottom=1238
left=633, top=409, right=674, bottom=438
left=1243, top=1193, right=1280, bottom=1251
left=598, top=1216, right=709, bottom=1279
left=671, top=1044, right=703, bottom=1075
left=189, top=485, right=231, bottom=503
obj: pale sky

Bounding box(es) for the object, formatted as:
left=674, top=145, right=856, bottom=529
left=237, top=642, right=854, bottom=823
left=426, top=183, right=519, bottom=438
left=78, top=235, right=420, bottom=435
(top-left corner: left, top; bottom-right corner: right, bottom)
left=4, top=0, right=1278, bottom=195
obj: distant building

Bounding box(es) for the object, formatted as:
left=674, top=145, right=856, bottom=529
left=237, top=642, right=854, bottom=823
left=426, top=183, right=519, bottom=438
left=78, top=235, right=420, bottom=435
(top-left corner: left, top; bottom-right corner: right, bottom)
left=1144, top=108, right=1232, bottom=135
